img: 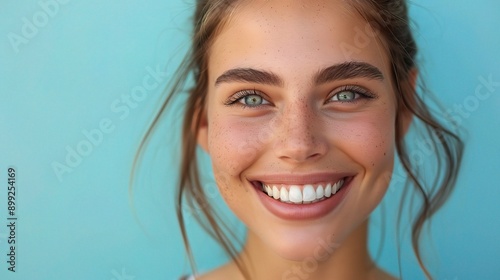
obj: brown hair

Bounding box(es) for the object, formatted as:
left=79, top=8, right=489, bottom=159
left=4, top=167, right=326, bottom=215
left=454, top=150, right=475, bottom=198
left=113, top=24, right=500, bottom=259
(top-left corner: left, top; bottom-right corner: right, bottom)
left=133, top=0, right=463, bottom=278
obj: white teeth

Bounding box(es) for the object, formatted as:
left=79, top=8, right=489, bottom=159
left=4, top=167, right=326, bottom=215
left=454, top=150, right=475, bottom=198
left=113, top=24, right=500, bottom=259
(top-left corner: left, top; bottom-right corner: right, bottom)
left=262, top=179, right=345, bottom=204
left=316, top=185, right=324, bottom=199
left=272, top=185, right=280, bottom=199
left=280, top=187, right=289, bottom=202
left=332, top=179, right=344, bottom=195
left=265, top=185, right=272, bottom=196
left=289, top=186, right=302, bottom=203
left=302, top=185, right=316, bottom=202
left=325, top=183, right=332, bottom=198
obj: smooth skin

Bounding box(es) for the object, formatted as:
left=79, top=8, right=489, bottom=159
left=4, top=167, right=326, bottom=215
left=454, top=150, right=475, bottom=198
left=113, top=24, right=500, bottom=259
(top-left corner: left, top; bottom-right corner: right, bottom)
left=196, top=0, right=410, bottom=279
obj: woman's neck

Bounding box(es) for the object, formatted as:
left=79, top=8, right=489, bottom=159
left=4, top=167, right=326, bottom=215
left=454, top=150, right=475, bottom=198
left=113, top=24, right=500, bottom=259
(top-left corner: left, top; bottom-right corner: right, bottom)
left=235, top=220, right=376, bottom=280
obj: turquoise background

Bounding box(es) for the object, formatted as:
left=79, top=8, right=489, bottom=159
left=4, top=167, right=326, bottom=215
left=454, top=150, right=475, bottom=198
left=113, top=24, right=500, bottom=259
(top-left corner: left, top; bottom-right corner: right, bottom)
left=0, top=0, right=499, bottom=279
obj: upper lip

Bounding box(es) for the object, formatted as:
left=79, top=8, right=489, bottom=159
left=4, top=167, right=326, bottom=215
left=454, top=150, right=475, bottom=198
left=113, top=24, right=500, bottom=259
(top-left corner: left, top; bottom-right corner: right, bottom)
left=246, top=172, right=355, bottom=185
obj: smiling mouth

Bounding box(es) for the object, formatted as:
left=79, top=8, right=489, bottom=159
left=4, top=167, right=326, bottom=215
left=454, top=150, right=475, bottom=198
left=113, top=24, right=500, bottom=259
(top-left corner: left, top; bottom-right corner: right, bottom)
left=257, top=178, right=347, bottom=204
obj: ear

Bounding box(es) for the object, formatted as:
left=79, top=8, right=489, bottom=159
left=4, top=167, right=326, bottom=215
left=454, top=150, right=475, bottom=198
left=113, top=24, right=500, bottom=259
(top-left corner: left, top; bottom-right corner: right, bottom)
left=399, top=68, right=418, bottom=136
left=194, top=103, right=209, bottom=153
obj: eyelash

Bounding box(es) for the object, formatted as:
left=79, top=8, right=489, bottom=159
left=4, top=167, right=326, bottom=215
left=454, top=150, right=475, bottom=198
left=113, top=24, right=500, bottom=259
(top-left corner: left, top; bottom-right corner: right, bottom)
left=325, top=85, right=377, bottom=104
left=224, top=85, right=376, bottom=108
left=224, top=89, right=269, bottom=108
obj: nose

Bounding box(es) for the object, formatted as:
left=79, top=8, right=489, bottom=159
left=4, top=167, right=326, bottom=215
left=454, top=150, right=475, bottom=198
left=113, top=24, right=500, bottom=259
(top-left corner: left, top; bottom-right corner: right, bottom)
left=273, top=102, right=328, bottom=163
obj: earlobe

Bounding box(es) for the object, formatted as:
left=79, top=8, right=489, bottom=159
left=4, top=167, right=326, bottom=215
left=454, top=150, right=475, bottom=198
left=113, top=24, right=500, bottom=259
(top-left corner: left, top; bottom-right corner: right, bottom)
left=195, top=105, right=210, bottom=153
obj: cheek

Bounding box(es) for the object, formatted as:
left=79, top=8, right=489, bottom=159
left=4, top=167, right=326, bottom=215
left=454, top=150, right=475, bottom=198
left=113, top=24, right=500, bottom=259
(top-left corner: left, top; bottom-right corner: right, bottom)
left=331, top=109, right=396, bottom=182
left=334, top=112, right=396, bottom=208
left=207, top=116, right=269, bottom=176
left=207, top=116, right=272, bottom=214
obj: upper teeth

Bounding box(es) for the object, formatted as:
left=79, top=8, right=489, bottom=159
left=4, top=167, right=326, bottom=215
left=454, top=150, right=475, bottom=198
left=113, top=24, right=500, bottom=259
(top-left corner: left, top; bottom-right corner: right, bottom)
left=262, top=179, right=345, bottom=204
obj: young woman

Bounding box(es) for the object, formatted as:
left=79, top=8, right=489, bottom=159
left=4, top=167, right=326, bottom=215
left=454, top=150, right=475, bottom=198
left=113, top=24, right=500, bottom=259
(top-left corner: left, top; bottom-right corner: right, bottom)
left=136, top=0, right=463, bottom=279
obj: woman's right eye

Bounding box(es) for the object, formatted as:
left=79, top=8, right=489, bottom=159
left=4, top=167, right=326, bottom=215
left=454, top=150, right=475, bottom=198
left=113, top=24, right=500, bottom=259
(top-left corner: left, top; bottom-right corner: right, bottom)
left=239, top=94, right=265, bottom=106
left=226, top=90, right=271, bottom=108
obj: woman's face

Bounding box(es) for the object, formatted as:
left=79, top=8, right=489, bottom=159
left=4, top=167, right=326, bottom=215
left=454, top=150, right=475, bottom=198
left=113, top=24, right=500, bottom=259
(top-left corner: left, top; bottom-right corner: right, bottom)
left=198, top=0, right=400, bottom=260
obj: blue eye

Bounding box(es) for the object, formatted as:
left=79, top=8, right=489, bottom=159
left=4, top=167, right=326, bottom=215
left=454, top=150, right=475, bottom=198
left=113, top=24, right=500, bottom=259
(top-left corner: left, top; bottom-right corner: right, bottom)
left=225, top=89, right=270, bottom=107
left=241, top=94, right=264, bottom=106
left=333, top=91, right=357, bottom=101
left=328, top=86, right=375, bottom=103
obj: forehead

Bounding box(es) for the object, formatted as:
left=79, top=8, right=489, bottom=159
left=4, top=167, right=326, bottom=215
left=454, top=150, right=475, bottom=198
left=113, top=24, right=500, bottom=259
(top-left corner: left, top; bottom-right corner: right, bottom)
left=208, top=0, right=391, bottom=85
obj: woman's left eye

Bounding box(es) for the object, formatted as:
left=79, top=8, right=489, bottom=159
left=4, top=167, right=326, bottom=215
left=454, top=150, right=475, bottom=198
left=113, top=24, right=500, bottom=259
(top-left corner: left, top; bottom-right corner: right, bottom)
left=327, top=86, right=374, bottom=103
left=332, top=91, right=357, bottom=101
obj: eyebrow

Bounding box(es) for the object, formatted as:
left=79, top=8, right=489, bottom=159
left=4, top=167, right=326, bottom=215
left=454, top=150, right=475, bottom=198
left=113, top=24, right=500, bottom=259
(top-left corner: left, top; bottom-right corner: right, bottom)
left=315, top=61, right=384, bottom=84
left=214, top=61, right=384, bottom=87
left=215, top=68, right=283, bottom=87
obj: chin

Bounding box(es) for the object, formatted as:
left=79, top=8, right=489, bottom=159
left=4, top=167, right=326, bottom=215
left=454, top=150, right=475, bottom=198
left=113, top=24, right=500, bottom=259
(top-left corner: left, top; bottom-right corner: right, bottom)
left=259, top=220, right=357, bottom=262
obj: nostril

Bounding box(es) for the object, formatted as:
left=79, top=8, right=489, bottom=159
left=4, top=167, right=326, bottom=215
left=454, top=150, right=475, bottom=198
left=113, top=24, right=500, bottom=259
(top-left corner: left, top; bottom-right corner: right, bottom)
left=307, top=152, right=322, bottom=160
left=273, top=138, right=326, bottom=163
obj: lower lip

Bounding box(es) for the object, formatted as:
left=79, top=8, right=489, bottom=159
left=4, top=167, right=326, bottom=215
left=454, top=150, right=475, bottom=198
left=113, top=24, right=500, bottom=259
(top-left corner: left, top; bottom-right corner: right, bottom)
left=254, top=179, right=353, bottom=221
